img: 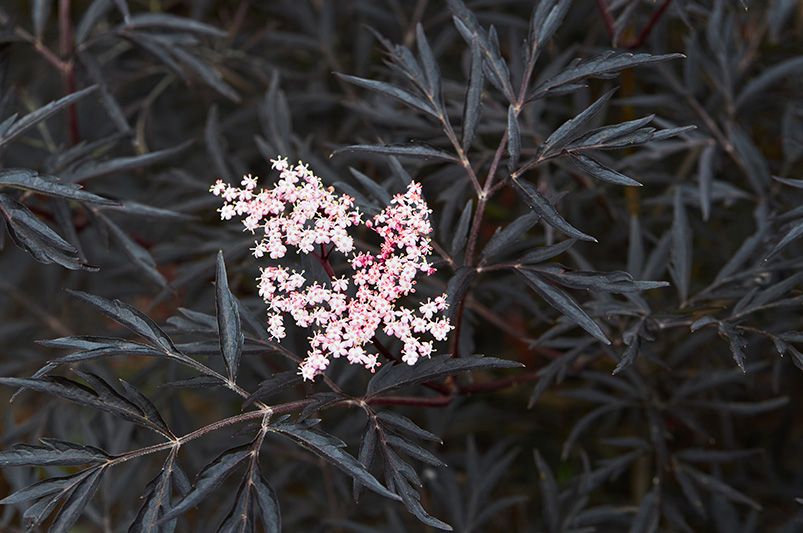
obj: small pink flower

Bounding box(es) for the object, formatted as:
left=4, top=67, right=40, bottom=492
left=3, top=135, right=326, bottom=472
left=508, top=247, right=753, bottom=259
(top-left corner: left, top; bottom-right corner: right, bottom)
left=210, top=179, right=226, bottom=195
left=332, top=277, right=349, bottom=292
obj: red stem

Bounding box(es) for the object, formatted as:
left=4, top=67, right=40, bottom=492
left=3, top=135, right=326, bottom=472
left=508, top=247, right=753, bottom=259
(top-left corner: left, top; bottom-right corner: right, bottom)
left=596, top=0, right=615, bottom=40
left=368, top=394, right=454, bottom=407
left=458, top=372, right=539, bottom=394
left=626, top=0, right=673, bottom=49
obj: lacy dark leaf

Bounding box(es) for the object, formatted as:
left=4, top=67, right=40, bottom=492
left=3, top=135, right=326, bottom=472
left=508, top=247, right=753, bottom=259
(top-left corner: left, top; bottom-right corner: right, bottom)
left=271, top=421, right=399, bottom=502
left=568, top=153, right=643, bottom=187
left=336, top=74, right=439, bottom=118
left=0, top=193, right=94, bottom=270
left=670, top=188, right=692, bottom=304
left=64, top=142, right=191, bottom=182
left=160, top=444, right=252, bottom=522
left=533, top=450, right=560, bottom=533
left=515, top=268, right=610, bottom=345
left=518, top=239, right=576, bottom=265
left=531, top=52, right=684, bottom=99
left=480, top=212, right=539, bottom=263
left=450, top=199, right=473, bottom=256
left=367, top=355, right=522, bottom=397
left=66, top=290, right=179, bottom=354
left=129, top=453, right=178, bottom=533
left=0, top=439, right=109, bottom=467
left=243, top=371, right=300, bottom=408
left=215, top=251, right=243, bottom=381
left=512, top=177, right=597, bottom=242
left=99, top=213, right=168, bottom=288
left=48, top=467, right=105, bottom=533
left=539, top=88, right=617, bottom=157
left=0, top=168, right=116, bottom=205
left=0, top=372, right=171, bottom=437
left=123, top=13, right=227, bottom=38
left=462, top=36, right=484, bottom=150
left=0, top=86, right=98, bottom=148
left=333, top=144, right=458, bottom=162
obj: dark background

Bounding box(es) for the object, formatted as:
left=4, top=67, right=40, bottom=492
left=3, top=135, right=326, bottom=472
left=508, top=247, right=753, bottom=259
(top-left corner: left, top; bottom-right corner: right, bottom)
left=0, top=0, right=802, bottom=531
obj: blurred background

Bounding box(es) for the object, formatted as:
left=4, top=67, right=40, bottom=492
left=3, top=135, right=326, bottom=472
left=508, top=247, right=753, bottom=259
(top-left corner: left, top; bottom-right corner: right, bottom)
left=1, top=0, right=802, bottom=531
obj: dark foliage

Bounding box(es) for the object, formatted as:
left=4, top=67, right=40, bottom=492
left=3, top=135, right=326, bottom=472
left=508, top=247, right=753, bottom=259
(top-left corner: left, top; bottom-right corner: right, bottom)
left=1, top=0, right=802, bottom=531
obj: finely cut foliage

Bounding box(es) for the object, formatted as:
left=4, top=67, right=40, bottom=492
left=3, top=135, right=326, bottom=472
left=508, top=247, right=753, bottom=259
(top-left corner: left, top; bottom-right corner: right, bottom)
left=0, top=0, right=802, bottom=531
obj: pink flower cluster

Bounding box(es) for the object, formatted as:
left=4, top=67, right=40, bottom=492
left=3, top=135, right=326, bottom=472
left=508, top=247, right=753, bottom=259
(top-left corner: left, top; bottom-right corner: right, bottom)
left=210, top=158, right=360, bottom=259
left=211, top=157, right=451, bottom=380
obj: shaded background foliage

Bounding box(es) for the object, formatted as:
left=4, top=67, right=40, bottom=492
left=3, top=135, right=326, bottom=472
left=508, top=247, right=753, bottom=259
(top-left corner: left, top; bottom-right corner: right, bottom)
left=0, top=0, right=802, bottom=531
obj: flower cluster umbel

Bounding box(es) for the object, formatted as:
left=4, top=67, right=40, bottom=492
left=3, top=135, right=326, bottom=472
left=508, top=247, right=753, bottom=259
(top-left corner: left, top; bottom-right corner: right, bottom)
left=211, top=157, right=451, bottom=380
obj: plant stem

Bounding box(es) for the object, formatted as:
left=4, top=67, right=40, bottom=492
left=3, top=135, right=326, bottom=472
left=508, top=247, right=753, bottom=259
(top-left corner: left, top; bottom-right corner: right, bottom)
left=58, top=0, right=79, bottom=145
left=596, top=0, right=616, bottom=41
left=107, top=400, right=311, bottom=467
left=627, top=0, right=673, bottom=49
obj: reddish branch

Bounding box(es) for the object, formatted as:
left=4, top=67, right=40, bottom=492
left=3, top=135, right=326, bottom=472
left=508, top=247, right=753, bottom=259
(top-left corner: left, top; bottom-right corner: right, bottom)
left=459, top=372, right=540, bottom=394
left=58, top=0, right=79, bottom=145
left=596, top=0, right=616, bottom=40
left=595, top=0, right=673, bottom=49
left=368, top=394, right=454, bottom=407
left=628, top=0, right=673, bottom=49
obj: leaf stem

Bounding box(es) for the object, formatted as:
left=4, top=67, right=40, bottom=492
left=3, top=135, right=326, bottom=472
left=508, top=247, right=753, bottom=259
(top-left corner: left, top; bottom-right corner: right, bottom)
left=106, top=400, right=310, bottom=467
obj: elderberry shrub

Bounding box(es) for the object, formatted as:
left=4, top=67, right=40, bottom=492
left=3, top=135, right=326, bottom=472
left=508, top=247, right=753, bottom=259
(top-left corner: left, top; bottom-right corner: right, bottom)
left=0, top=1, right=802, bottom=531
